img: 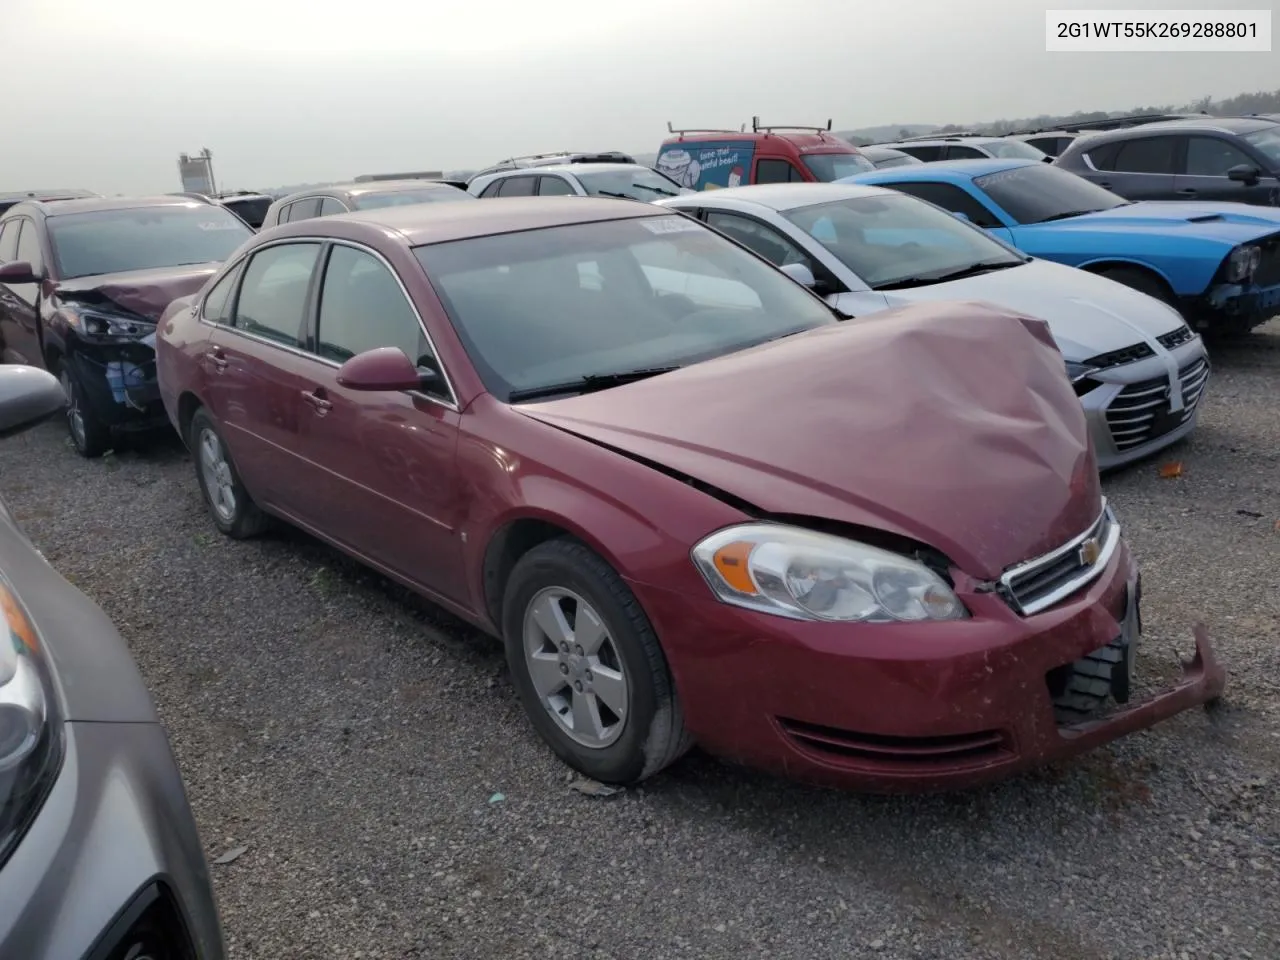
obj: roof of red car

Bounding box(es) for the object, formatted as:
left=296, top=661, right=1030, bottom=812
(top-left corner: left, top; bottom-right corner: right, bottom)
left=661, top=131, right=856, bottom=153
left=272, top=196, right=667, bottom=247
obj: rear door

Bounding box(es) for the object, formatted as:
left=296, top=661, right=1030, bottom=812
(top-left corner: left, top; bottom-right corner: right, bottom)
left=295, top=242, right=466, bottom=601
left=1174, top=135, right=1280, bottom=205
left=202, top=241, right=323, bottom=509
left=1087, top=134, right=1181, bottom=200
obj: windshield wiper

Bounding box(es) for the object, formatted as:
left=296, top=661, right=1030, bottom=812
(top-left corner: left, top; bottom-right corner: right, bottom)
left=507, top=366, right=680, bottom=402
left=873, top=258, right=1024, bottom=290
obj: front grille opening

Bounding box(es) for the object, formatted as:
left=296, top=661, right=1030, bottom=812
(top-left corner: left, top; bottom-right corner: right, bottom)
left=1084, top=342, right=1155, bottom=370
left=88, top=883, right=196, bottom=960
left=1105, top=357, right=1209, bottom=452
left=778, top=717, right=1009, bottom=767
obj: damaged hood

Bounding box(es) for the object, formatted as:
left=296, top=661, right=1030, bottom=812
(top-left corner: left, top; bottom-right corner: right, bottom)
left=518, top=302, right=1102, bottom=579
left=53, top=264, right=220, bottom=322
left=867, top=258, right=1185, bottom=360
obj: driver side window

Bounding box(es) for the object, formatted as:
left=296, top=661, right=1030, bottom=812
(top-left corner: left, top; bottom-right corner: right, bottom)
left=878, top=181, right=1002, bottom=228
left=314, top=244, right=447, bottom=397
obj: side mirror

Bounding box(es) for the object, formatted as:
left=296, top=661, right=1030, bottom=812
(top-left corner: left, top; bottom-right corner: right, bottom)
left=0, top=367, right=67, bottom=439
left=1227, top=163, right=1261, bottom=184
left=0, top=260, right=39, bottom=285
left=337, top=347, right=436, bottom=392
left=950, top=210, right=972, bottom=223
left=780, top=262, right=818, bottom=289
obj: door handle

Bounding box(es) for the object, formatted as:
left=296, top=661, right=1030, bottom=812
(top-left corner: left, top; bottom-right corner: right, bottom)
left=208, top=347, right=228, bottom=372
left=301, top=389, right=332, bottom=415
left=1096, top=181, right=1112, bottom=189
left=1176, top=188, right=1197, bottom=197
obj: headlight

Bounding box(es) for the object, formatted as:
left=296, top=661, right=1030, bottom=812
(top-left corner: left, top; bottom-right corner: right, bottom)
left=59, top=304, right=155, bottom=341
left=1064, top=360, right=1101, bottom=383
left=691, top=523, right=967, bottom=623
left=1226, top=245, right=1261, bottom=283
left=0, top=574, right=62, bottom=868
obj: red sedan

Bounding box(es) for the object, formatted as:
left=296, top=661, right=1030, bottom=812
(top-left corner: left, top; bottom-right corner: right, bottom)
left=155, top=198, right=1225, bottom=792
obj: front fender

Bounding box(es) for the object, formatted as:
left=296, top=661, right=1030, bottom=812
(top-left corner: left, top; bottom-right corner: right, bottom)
left=1014, top=230, right=1229, bottom=296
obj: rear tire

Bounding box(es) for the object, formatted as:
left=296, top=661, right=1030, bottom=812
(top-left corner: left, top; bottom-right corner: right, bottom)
left=189, top=408, right=269, bottom=539
left=502, top=538, right=692, bottom=784
left=55, top=358, right=112, bottom=459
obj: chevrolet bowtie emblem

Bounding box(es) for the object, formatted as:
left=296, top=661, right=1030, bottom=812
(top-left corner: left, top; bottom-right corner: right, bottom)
left=1078, top=537, right=1101, bottom=566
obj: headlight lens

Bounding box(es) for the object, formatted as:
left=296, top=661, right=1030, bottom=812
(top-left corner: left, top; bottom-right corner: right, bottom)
left=691, top=523, right=967, bottom=623
left=60, top=304, right=155, bottom=341
left=0, top=574, right=61, bottom=868
left=1226, top=245, right=1261, bottom=283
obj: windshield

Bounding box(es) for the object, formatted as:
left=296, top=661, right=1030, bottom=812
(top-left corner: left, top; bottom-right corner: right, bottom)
left=1242, top=126, right=1280, bottom=167
left=801, top=152, right=876, bottom=181
left=980, top=139, right=1049, bottom=160
left=353, top=187, right=473, bottom=210
left=414, top=215, right=837, bottom=401
left=576, top=168, right=685, bottom=201
left=783, top=193, right=1024, bottom=290
left=48, top=205, right=251, bottom=280
left=974, top=164, right=1130, bottom=225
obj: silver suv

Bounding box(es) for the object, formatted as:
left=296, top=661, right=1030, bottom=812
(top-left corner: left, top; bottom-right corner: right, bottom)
left=870, top=134, right=1050, bottom=163
left=467, top=162, right=689, bottom=203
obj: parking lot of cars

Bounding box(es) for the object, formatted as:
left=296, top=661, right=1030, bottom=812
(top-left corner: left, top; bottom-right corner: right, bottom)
left=0, top=316, right=1276, bottom=956
left=2, top=110, right=1280, bottom=958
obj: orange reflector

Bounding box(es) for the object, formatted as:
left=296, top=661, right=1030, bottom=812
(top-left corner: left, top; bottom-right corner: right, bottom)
left=712, top=541, right=757, bottom=594
left=0, top=584, right=38, bottom=653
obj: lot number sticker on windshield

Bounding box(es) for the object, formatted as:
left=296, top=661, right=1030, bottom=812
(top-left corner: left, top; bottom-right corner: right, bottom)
left=198, top=220, right=244, bottom=231
left=641, top=216, right=702, bottom=235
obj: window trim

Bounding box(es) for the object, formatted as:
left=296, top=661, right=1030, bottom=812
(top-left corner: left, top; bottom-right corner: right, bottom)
left=199, top=236, right=458, bottom=412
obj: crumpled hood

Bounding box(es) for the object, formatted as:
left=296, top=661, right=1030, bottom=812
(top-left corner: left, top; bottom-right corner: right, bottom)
left=1040, top=200, right=1280, bottom=245
left=876, top=258, right=1184, bottom=359
left=518, top=302, right=1101, bottom=579
left=53, top=263, right=219, bottom=322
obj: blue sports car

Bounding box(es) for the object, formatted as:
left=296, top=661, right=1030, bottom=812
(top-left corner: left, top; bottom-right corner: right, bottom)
left=842, top=158, right=1280, bottom=336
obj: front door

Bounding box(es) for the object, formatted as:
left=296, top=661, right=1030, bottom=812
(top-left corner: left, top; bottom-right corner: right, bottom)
left=203, top=240, right=323, bottom=512
left=1174, top=135, right=1280, bottom=206
left=296, top=242, right=466, bottom=603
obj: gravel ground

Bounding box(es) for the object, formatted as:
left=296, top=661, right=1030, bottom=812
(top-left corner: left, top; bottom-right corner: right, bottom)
left=2, top=321, right=1279, bottom=960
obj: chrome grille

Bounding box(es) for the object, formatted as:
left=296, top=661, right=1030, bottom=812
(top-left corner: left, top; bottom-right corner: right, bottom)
left=1000, top=502, right=1120, bottom=616
left=1104, top=357, right=1210, bottom=452
left=1157, top=325, right=1195, bottom=350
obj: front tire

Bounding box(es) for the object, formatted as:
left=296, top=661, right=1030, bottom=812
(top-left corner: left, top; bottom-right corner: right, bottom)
left=55, top=358, right=112, bottom=458
left=189, top=408, right=269, bottom=539
left=502, top=539, right=692, bottom=784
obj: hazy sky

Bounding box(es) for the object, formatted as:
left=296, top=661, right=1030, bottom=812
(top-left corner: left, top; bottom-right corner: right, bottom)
left=5, top=0, right=1276, bottom=193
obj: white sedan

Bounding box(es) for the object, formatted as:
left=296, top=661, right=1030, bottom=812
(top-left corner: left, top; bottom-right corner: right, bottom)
left=658, top=183, right=1210, bottom=471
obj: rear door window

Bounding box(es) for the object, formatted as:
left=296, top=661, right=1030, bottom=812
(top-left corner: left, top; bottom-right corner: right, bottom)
left=1111, top=137, right=1179, bottom=174
left=537, top=176, right=577, bottom=196
left=285, top=198, right=323, bottom=222
left=944, top=145, right=987, bottom=159
left=898, top=145, right=944, bottom=161
left=496, top=177, right=537, bottom=197
left=318, top=197, right=348, bottom=216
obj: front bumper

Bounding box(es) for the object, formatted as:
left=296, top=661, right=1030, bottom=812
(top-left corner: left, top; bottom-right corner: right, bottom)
left=1080, top=340, right=1210, bottom=471
left=1187, top=279, right=1280, bottom=333
left=636, top=540, right=1225, bottom=793
left=0, top=721, right=225, bottom=959
left=69, top=343, right=168, bottom=433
